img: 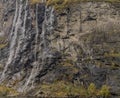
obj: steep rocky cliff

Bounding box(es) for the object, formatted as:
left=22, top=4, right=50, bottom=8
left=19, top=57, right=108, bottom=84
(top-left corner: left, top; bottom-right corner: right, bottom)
left=0, top=0, right=120, bottom=97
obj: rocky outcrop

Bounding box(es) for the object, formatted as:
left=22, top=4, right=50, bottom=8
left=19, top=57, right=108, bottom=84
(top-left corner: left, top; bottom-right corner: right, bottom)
left=0, top=0, right=120, bottom=97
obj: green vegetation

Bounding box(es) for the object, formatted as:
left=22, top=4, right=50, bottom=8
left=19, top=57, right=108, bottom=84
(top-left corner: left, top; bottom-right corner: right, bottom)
left=0, top=43, right=7, bottom=49
left=30, top=0, right=120, bottom=10
left=30, top=0, right=41, bottom=4
left=87, top=83, right=110, bottom=97
left=0, top=85, right=19, bottom=96
left=88, top=83, right=97, bottom=96
left=0, top=37, right=8, bottom=49
left=105, top=53, right=120, bottom=57
left=62, top=60, right=74, bottom=67
left=37, top=81, right=110, bottom=97
left=38, top=81, right=88, bottom=97
left=99, top=85, right=110, bottom=98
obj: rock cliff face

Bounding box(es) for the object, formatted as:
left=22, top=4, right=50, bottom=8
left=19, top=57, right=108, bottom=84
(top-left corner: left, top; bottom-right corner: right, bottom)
left=0, top=0, right=120, bottom=97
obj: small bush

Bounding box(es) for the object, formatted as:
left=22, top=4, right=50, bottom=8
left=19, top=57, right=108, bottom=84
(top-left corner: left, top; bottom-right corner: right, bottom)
left=99, top=85, right=110, bottom=97
left=88, top=83, right=97, bottom=96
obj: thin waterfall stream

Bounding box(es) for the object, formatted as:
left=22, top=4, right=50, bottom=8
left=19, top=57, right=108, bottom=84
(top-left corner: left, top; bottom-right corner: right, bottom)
left=0, top=0, right=23, bottom=82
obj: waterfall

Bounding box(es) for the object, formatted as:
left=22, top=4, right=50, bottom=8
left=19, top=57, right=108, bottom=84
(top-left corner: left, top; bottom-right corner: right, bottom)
left=41, top=6, right=47, bottom=68
left=22, top=5, right=55, bottom=92
left=14, top=0, right=28, bottom=59
left=41, top=6, right=54, bottom=70
left=21, top=3, right=40, bottom=92
left=0, top=0, right=55, bottom=91
left=10, top=0, right=18, bottom=38
left=23, top=0, right=28, bottom=39
left=0, top=0, right=23, bottom=81
left=35, top=4, right=39, bottom=62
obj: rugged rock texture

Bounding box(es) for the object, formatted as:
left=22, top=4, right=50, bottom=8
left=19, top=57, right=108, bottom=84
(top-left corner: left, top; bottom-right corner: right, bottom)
left=0, top=0, right=120, bottom=97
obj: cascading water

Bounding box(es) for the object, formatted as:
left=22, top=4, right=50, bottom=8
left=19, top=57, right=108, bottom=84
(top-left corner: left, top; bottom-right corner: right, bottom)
left=14, top=0, right=28, bottom=59
left=22, top=4, right=55, bottom=92
left=21, top=4, right=40, bottom=92
left=0, top=0, right=23, bottom=82
left=35, top=4, right=39, bottom=62
left=0, top=0, right=55, bottom=92
left=40, top=6, right=54, bottom=70
left=0, top=0, right=91, bottom=91
left=0, top=1, right=120, bottom=96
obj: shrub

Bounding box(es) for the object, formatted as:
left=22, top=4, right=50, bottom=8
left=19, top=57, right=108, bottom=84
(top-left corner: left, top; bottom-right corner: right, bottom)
left=99, top=85, right=110, bottom=97
left=88, top=83, right=97, bottom=96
